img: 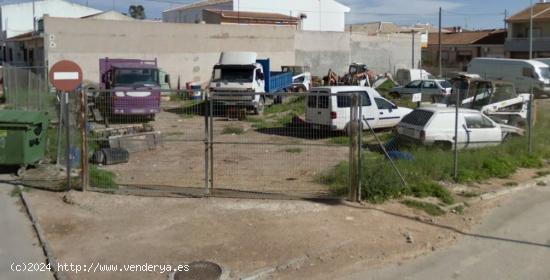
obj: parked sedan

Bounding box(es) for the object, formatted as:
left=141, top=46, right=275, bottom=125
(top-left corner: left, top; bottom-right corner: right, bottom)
left=396, top=107, right=524, bottom=150
left=389, top=79, right=453, bottom=99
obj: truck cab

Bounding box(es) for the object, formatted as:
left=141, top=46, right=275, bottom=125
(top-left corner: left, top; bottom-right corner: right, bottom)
left=99, top=58, right=162, bottom=120
left=209, top=52, right=293, bottom=114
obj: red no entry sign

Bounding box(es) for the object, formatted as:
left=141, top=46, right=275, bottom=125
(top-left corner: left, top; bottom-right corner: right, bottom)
left=49, top=60, right=83, bottom=91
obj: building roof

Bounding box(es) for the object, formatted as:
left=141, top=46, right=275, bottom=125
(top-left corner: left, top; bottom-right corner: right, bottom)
left=428, top=30, right=506, bottom=46
left=81, top=10, right=134, bottom=21
left=507, top=2, right=550, bottom=22
left=164, top=0, right=232, bottom=13
left=204, top=9, right=299, bottom=24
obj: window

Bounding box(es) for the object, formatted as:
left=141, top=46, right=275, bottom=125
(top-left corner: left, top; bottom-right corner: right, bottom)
left=401, top=110, right=434, bottom=126
left=465, top=114, right=495, bottom=129
left=318, top=96, right=329, bottom=109
left=523, top=67, right=534, bottom=78
left=538, top=67, right=550, bottom=80
left=307, top=95, right=317, bottom=108
left=491, top=83, right=516, bottom=103
left=336, top=91, right=372, bottom=108
left=114, top=68, right=159, bottom=86
left=406, top=80, right=422, bottom=88
left=374, top=97, right=395, bottom=110
left=422, top=81, right=437, bottom=88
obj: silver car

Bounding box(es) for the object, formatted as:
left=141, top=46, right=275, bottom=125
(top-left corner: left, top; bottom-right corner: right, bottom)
left=389, top=79, right=453, bottom=99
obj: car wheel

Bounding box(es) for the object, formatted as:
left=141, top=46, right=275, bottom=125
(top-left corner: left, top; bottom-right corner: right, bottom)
left=254, top=97, right=265, bottom=115
left=434, top=141, right=452, bottom=150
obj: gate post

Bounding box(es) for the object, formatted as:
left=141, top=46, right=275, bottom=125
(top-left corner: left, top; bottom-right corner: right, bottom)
left=349, top=94, right=360, bottom=202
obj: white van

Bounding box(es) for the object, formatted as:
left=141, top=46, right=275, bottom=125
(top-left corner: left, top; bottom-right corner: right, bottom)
left=395, top=69, right=434, bottom=86
left=468, top=58, right=550, bottom=98
left=305, top=86, right=413, bottom=133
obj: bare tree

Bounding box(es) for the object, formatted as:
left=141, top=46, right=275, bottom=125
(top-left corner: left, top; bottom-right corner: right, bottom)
left=128, top=5, right=146, bottom=20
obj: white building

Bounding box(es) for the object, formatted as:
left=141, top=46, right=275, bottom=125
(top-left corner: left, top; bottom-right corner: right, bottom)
left=0, top=0, right=101, bottom=40
left=163, top=0, right=350, bottom=32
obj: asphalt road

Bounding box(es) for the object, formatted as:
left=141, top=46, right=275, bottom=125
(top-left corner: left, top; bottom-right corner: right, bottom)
left=0, top=183, right=54, bottom=280
left=348, top=186, right=550, bottom=280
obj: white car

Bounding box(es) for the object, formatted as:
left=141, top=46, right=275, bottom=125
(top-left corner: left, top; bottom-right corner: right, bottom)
left=306, top=86, right=413, bottom=133
left=396, top=107, right=524, bottom=149
left=389, top=79, right=453, bottom=99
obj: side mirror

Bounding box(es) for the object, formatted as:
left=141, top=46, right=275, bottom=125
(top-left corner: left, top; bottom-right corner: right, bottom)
left=165, top=74, right=170, bottom=84
left=258, top=72, right=264, bottom=81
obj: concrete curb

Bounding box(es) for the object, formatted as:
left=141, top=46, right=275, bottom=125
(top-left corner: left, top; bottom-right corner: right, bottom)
left=19, top=186, right=67, bottom=280
left=442, top=175, right=550, bottom=212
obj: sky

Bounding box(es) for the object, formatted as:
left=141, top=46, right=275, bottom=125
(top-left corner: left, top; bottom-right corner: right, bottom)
left=0, top=0, right=530, bottom=29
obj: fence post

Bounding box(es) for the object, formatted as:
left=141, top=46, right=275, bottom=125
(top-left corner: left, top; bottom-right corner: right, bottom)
left=209, top=91, right=214, bottom=191
left=79, top=89, right=89, bottom=191
left=527, top=92, right=534, bottom=155
left=453, top=88, right=460, bottom=181
left=204, top=90, right=210, bottom=195
left=349, top=94, right=359, bottom=202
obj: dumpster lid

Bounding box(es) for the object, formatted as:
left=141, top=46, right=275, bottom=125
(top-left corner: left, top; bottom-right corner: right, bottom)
left=0, top=110, right=48, bottom=125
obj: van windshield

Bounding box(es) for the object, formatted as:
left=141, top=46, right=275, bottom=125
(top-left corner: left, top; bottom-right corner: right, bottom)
left=539, top=67, right=550, bottom=80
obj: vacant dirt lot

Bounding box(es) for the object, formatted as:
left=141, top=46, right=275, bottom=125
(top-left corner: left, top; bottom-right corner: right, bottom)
left=99, top=101, right=349, bottom=196
left=25, top=188, right=504, bottom=280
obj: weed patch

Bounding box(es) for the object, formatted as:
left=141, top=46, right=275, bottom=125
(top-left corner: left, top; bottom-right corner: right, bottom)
left=285, top=147, right=303, bottom=154
left=90, top=165, right=118, bottom=190
left=401, top=199, right=445, bottom=216
left=222, top=126, right=244, bottom=135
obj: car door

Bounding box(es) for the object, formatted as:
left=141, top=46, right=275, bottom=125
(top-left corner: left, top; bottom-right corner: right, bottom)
left=305, top=90, right=332, bottom=126
left=421, top=80, right=439, bottom=96
left=462, top=113, right=502, bottom=148
left=374, top=96, right=401, bottom=128
left=358, top=91, right=377, bottom=129
left=401, top=80, right=422, bottom=94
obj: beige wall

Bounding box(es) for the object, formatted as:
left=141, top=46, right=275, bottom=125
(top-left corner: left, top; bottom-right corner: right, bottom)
left=44, top=16, right=421, bottom=86
left=44, top=16, right=295, bottom=85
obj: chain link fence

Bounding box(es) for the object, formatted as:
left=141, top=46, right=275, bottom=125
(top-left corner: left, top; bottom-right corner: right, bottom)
left=3, top=65, right=546, bottom=204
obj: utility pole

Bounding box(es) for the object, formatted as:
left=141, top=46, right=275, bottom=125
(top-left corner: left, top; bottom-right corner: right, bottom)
left=438, top=7, right=442, bottom=77
left=411, top=30, right=415, bottom=68
left=504, top=9, right=508, bottom=30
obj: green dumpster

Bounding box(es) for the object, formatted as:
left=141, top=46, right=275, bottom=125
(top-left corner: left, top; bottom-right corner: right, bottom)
left=0, top=110, right=50, bottom=166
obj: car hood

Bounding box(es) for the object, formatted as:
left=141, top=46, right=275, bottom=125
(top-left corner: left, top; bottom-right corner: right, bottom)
left=500, top=124, right=525, bottom=136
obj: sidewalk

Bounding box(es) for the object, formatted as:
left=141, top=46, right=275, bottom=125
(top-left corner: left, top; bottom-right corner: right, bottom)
left=0, top=183, right=54, bottom=280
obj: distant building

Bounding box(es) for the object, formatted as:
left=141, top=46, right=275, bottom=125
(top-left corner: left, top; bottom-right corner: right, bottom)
left=505, top=1, right=550, bottom=58
left=163, top=0, right=350, bottom=32
left=423, top=29, right=507, bottom=73
left=203, top=9, right=300, bottom=27
left=346, top=22, right=402, bottom=35
left=0, top=0, right=101, bottom=40
left=81, top=11, right=135, bottom=21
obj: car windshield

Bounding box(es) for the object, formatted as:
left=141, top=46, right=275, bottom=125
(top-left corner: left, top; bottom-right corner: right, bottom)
left=439, top=81, right=452, bottom=88
left=114, top=68, right=159, bottom=86
left=213, top=66, right=254, bottom=83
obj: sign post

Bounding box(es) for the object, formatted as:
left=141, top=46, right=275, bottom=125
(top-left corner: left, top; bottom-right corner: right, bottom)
left=49, top=60, right=83, bottom=191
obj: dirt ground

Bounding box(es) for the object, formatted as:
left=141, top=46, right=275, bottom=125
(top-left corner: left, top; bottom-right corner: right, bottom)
left=100, top=101, right=348, bottom=196
left=25, top=188, right=502, bottom=280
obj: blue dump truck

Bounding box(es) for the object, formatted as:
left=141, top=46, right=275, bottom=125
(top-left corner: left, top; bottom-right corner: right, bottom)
left=209, top=52, right=293, bottom=114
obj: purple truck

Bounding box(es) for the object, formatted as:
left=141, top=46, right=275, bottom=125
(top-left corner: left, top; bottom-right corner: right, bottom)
left=97, top=58, right=162, bottom=121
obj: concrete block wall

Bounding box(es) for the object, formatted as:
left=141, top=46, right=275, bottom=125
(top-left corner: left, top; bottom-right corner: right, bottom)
left=44, top=17, right=421, bottom=86
left=44, top=17, right=296, bottom=86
